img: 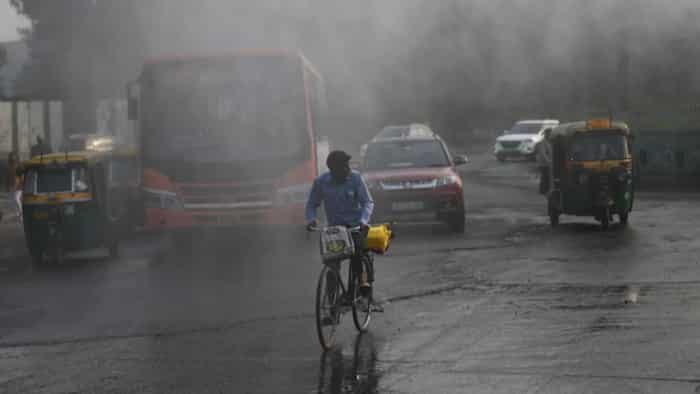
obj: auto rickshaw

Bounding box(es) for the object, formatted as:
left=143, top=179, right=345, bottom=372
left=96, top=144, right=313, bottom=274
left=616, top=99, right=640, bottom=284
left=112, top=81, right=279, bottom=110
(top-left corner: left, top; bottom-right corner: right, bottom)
left=545, top=119, right=635, bottom=229
left=21, top=146, right=140, bottom=266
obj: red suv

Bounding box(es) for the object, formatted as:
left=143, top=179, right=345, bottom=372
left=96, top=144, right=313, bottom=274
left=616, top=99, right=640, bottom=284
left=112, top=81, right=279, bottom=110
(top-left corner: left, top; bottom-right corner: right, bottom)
left=362, top=133, right=468, bottom=232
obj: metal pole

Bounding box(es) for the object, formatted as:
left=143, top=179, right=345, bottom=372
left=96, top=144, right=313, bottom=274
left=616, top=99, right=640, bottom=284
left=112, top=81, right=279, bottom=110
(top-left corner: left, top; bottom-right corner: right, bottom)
left=11, top=100, right=18, bottom=154
left=43, top=101, right=52, bottom=150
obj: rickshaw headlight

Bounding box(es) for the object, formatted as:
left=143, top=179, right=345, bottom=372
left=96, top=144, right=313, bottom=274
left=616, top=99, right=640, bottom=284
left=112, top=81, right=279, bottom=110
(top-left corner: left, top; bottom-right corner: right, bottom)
left=618, top=170, right=631, bottom=182
left=578, top=173, right=589, bottom=185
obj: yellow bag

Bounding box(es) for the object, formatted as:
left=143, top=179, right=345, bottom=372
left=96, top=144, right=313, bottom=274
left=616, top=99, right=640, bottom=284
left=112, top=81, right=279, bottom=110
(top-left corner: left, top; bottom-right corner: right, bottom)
left=367, top=224, right=393, bottom=254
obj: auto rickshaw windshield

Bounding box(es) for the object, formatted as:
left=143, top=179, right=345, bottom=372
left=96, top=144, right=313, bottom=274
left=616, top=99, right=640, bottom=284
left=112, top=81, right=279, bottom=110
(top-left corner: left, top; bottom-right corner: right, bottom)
left=23, top=165, right=90, bottom=194
left=570, top=133, right=629, bottom=162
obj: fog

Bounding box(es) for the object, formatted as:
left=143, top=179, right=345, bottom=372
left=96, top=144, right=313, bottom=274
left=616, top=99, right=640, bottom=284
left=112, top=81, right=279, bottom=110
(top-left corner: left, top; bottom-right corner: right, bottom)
left=11, top=0, right=700, bottom=149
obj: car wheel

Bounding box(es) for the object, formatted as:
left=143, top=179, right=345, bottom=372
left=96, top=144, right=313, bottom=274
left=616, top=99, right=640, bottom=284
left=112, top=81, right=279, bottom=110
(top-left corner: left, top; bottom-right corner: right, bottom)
left=497, top=154, right=505, bottom=163
left=449, top=213, right=466, bottom=233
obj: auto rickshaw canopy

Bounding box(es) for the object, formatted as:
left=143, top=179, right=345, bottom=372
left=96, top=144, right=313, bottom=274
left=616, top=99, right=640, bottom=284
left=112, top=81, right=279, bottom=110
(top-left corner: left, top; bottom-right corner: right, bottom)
left=547, top=120, right=634, bottom=141
left=22, top=148, right=138, bottom=169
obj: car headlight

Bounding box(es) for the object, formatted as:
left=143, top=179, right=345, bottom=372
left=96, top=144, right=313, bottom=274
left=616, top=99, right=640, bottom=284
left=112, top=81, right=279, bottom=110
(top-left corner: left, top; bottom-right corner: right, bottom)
left=522, top=140, right=536, bottom=151
left=143, top=187, right=184, bottom=211
left=275, top=183, right=311, bottom=205
left=436, top=175, right=460, bottom=187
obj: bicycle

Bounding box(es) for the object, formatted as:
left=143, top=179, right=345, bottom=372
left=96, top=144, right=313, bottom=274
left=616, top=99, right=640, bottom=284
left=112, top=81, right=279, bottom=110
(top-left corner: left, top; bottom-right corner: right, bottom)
left=311, top=225, right=375, bottom=350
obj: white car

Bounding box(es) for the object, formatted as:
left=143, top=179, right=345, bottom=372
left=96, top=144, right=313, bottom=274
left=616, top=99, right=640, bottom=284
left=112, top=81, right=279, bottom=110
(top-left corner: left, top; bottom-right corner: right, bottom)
left=494, top=119, right=560, bottom=162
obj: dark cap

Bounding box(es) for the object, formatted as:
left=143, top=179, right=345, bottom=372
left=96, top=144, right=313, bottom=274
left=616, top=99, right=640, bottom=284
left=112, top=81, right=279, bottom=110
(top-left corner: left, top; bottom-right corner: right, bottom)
left=326, top=150, right=352, bottom=169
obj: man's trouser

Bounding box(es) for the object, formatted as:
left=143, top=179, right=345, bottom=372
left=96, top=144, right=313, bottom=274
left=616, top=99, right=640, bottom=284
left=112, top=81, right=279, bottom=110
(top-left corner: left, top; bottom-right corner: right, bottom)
left=539, top=166, right=550, bottom=195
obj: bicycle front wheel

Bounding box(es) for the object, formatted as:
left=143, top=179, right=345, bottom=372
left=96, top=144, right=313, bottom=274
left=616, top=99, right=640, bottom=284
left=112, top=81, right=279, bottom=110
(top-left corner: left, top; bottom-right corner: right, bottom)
left=352, top=256, right=372, bottom=332
left=316, top=264, right=343, bottom=350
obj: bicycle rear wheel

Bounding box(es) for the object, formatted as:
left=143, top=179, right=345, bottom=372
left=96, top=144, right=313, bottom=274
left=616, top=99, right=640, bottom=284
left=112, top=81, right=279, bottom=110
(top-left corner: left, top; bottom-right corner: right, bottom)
left=316, top=265, right=343, bottom=350
left=352, top=256, right=372, bottom=332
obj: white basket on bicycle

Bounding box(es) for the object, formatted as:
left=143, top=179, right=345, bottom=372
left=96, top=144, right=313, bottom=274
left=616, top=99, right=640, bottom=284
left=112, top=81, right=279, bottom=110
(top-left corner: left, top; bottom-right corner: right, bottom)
left=320, top=226, right=355, bottom=261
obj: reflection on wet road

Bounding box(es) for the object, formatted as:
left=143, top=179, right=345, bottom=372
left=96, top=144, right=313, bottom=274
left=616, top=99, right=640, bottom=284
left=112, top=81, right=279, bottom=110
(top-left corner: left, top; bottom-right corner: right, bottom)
left=317, top=333, right=380, bottom=394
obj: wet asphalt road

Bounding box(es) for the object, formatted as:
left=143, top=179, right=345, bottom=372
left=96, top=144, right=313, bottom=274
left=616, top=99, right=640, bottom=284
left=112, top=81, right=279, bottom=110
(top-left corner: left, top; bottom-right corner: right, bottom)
left=2, top=153, right=700, bottom=393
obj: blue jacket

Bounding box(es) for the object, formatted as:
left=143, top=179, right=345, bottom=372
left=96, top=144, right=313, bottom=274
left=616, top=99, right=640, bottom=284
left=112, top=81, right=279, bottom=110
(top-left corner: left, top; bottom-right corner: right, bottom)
left=305, top=171, right=374, bottom=227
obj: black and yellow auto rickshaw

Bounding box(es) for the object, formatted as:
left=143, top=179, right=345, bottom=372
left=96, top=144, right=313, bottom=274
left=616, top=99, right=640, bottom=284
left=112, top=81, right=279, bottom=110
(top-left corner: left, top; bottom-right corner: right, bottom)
left=545, top=119, right=635, bottom=229
left=21, top=146, right=140, bottom=266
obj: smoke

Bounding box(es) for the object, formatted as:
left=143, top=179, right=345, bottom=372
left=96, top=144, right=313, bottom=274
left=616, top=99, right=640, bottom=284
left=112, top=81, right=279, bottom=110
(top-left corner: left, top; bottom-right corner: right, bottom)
left=15, top=0, right=700, bottom=145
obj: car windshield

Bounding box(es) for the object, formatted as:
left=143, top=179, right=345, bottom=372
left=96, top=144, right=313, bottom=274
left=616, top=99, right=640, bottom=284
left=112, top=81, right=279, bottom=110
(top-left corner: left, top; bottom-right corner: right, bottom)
left=508, top=123, right=545, bottom=135
left=376, top=125, right=432, bottom=139
left=571, top=134, right=629, bottom=161
left=376, top=126, right=410, bottom=139
left=363, top=140, right=449, bottom=170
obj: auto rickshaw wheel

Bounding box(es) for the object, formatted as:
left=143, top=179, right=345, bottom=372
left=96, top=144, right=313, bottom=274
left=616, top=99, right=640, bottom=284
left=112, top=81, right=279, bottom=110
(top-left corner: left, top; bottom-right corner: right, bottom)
left=549, top=212, right=559, bottom=227
left=619, top=211, right=630, bottom=226
left=30, top=250, right=45, bottom=269
left=548, top=201, right=560, bottom=227
left=448, top=213, right=466, bottom=233
left=600, top=208, right=611, bottom=230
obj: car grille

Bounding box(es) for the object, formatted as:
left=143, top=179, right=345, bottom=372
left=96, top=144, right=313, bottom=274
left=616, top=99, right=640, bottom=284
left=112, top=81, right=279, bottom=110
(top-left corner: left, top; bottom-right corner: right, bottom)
left=380, top=179, right=437, bottom=191
left=500, top=141, right=521, bottom=149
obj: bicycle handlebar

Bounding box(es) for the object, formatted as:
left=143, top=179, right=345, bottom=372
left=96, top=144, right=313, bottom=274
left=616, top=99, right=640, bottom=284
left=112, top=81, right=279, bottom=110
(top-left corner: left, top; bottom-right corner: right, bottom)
left=306, top=225, right=363, bottom=233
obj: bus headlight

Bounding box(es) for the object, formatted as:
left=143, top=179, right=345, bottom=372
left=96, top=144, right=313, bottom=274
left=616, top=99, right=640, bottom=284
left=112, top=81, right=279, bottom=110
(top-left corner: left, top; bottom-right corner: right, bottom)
left=275, top=183, right=311, bottom=206
left=143, top=188, right=183, bottom=211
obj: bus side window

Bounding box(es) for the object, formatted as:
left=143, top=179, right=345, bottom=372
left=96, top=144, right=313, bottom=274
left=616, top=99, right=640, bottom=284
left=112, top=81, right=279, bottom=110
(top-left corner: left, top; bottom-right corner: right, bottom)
left=309, top=72, right=326, bottom=138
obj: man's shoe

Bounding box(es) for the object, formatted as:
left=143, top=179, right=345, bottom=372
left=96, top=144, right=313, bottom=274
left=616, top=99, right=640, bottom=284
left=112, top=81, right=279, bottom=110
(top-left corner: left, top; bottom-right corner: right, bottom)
left=359, top=281, right=372, bottom=298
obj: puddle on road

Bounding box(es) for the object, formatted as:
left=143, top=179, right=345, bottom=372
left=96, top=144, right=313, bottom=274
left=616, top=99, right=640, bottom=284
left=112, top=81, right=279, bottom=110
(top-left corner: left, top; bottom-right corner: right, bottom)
left=590, top=316, right=636, bottom=332
left=549, top=285, right=644, bottom=311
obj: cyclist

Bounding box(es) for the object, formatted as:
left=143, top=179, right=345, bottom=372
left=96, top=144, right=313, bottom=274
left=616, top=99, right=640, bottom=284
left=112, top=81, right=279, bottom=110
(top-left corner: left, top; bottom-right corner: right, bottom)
left=306, top=150, right=375, bottom=300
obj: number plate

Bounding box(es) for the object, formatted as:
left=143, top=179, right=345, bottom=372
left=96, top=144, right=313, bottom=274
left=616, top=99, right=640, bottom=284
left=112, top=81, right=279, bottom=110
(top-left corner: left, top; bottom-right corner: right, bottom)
left=392, top=201, right=424, bottom=212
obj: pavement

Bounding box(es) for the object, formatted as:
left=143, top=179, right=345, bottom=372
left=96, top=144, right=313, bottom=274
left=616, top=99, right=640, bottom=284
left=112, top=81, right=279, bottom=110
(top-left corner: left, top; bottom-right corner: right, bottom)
left=2, top=153, right=700, bottom=393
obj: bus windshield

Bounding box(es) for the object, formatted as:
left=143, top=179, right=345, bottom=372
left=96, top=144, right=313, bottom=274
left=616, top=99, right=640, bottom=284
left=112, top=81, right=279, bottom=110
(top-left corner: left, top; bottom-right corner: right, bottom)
left=142, top=56, right=307, bottom=163
left=571, top=133, right=629, bottom=161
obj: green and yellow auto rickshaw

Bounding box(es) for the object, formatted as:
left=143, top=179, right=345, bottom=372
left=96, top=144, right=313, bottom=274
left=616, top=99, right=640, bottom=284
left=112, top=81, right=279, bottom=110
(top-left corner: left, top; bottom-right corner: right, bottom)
left=546, top=119, right=635, bottom=229
left=21, top=147, right=140, bottom=266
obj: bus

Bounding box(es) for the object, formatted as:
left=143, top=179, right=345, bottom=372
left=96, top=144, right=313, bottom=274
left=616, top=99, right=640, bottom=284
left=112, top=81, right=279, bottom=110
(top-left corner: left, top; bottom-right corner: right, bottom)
left=127, top=50, right=329, bottom=230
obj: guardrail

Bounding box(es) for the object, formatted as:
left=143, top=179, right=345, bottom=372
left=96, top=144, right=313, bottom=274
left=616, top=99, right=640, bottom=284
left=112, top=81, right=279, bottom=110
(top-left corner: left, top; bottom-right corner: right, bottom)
left=635, top=129, right=700, bottom=188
